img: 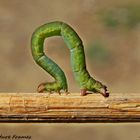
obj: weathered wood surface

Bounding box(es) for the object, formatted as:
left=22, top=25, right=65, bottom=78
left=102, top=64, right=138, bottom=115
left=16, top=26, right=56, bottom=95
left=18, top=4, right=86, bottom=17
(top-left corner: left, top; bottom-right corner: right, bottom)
left=0, top=93, right=139, bottom=122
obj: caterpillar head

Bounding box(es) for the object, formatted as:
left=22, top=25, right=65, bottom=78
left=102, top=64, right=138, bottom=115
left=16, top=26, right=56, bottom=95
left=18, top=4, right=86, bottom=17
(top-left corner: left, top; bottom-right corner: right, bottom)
left=92, top=80, right=109, bottom=97
left=84, top=78, right=109, bottom=97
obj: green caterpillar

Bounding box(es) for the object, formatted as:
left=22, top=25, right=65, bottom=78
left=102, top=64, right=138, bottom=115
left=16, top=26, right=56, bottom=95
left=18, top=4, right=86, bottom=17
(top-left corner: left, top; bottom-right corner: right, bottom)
left=31, top=21, right=109, bottom=97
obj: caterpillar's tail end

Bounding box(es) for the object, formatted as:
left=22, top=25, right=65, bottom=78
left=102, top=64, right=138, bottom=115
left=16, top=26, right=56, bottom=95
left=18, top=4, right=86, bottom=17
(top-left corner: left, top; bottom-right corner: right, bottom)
left=99, top=86, right=109, bottom=98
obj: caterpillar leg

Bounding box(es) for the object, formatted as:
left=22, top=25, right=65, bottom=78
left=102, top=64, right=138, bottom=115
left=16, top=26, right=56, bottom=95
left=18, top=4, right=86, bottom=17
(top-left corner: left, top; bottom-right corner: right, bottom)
left=56, top=89, right=70, bottom=95
left=80, top=86, right=109, bottom=97
left=99, top=85, right=109, bottom=97
left=37, top=82, right=68, bottom=95
left=80, top=89, right=87, bottom=96
left=37, top=82, right=53, bottom=95
left=57, top=90, right=61, bottom=95
left=63, top=89, right=70, bottom=95
left=37, top=82, right=46, bottom=93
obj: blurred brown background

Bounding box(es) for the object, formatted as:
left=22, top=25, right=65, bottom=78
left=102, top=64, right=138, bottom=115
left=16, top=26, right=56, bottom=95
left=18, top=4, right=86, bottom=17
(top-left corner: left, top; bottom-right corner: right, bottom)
left=0, top=0, right=140, bottom=140
left=1, top=0, right=140, bottom=93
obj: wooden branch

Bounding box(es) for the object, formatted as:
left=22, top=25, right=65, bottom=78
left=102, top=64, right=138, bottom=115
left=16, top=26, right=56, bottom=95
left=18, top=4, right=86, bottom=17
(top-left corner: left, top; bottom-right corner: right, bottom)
left=0, top=93, right=140, bottom=122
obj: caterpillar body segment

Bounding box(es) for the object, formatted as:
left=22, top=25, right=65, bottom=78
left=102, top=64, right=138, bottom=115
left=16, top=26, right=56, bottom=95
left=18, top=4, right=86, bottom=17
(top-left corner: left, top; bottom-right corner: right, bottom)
left=31, top=21, right=109, bottom=97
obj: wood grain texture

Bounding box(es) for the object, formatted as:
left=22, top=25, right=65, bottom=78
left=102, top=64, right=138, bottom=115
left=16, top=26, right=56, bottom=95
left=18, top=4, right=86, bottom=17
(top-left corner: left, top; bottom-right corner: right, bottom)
left=0, top=93, right=139, bottom=122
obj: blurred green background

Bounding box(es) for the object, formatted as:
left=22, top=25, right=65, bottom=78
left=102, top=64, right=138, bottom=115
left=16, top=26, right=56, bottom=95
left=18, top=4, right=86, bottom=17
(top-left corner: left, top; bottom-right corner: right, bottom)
left=0, top=0, right=140, bottom=140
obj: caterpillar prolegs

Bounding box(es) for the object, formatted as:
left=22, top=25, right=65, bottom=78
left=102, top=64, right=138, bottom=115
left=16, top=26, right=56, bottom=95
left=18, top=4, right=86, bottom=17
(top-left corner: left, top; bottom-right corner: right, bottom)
left=31, top=21, right=109, bottom=97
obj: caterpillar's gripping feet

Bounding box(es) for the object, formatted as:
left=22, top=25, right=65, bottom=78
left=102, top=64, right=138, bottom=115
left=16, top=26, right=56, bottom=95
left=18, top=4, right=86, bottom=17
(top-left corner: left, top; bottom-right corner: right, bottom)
left=99, top=86, right=109, bottom=97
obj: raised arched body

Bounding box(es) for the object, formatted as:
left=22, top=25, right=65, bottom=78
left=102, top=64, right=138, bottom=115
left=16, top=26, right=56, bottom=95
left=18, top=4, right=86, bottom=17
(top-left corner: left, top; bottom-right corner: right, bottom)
left=31, top=21, right=109, bottom=97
